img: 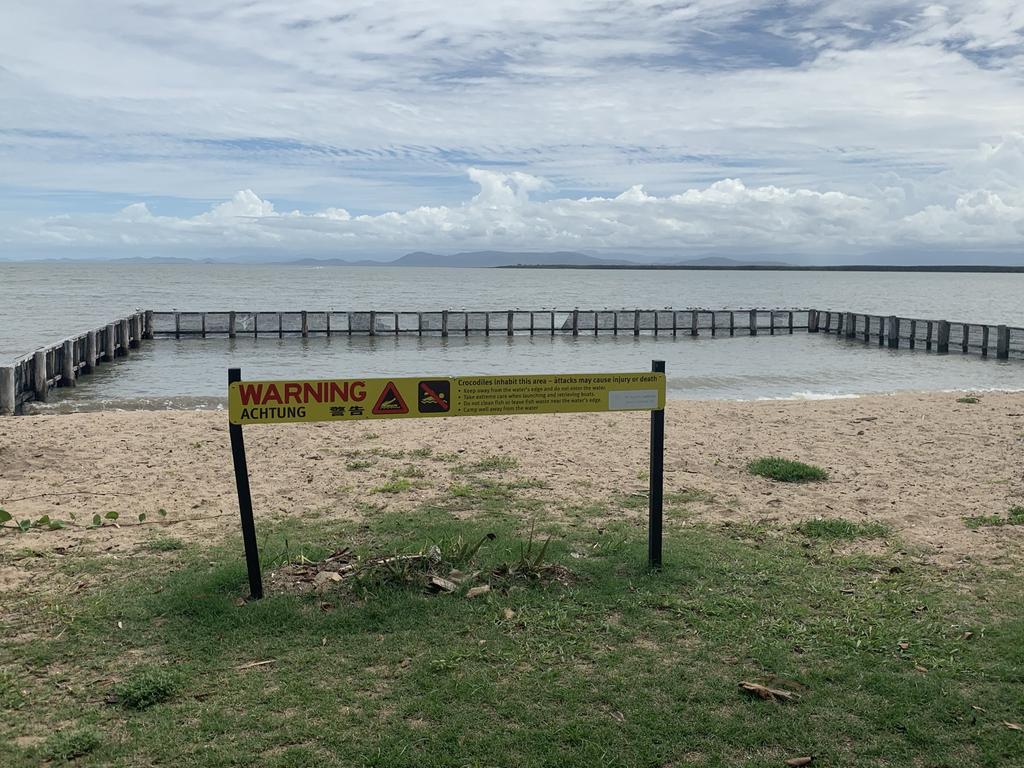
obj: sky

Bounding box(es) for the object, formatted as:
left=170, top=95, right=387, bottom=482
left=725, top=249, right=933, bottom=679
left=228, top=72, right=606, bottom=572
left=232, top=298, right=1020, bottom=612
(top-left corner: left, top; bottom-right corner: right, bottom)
left=1, top=1, right=1023, bottom=262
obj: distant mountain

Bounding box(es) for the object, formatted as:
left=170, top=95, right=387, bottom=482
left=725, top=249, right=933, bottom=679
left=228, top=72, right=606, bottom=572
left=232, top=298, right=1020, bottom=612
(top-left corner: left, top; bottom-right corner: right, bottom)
left=389, top=250, right=632, bottom=267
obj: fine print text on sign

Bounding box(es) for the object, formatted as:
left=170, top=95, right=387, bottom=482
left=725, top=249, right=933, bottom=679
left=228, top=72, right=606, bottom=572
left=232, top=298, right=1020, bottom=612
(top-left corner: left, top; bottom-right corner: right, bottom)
left=229, top=372, right=666, bottom=425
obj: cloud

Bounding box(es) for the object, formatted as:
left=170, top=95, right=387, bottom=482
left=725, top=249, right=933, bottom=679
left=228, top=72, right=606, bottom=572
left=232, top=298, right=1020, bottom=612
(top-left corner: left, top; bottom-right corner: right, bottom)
left=0, top=1, right=1022, bottom=248
left=6, top=139, right=1024, bottom=257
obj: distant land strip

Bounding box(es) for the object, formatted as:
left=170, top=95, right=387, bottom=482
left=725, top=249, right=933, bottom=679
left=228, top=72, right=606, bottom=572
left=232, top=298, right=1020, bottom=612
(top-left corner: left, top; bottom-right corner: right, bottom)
left=497, top=264, right=1024, bottom=273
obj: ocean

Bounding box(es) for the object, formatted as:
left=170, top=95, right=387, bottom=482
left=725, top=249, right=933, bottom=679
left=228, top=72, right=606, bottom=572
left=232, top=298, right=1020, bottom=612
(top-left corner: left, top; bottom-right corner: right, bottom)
left=1, top=261, right=1022, bottom=408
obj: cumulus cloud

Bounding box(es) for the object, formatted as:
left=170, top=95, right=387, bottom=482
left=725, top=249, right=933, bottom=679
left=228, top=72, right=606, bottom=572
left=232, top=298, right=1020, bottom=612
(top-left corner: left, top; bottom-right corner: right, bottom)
left=6, top=139, right=1024, bottom=257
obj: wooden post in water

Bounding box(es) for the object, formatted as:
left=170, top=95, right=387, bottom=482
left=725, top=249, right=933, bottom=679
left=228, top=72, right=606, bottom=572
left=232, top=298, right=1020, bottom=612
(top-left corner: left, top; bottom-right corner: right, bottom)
left=201, top=313, right=206, bottom=339
left=144, top=310, right=154, bottom=339
left=729, top=311, right=735, bottom=336
left=120, top=319, right=130, bottom=355
left=807, top=309, right=819, bottom=333
left=368, top=311, right=376, bottom=337
left=749, top=310, right=757, bottom=336
left=441, top=310, right=449, bottom=338
left=104, top=324, right=116, bottom=361
left=845, top=312, right=856, bottom=339
left=174, top=312, right=181, bottom=340
left=61, top=339, right=76, bottom=387
left=86, top=331, right=97, bottom=372
left=33, top=350, right=48, bottom=402
left=691, top=311, right=698, bottom=337
left=863, top=316, right=870, bottom=344
left=925, top=321, right=933, bottom=350
left=887, top=316, right=899, bottom=349
left=908, top=320, right=916, bottom=349
left=594, top=311, right=599, bottom=336
left=961, top=324, right=970, bottom=354
left=572, top=309, right=579, bottom=336
left=229, top=311, right=237, bottom=339
left=131, top=314, right=142, bottom=348
left=996, top=325, right=1010, bottom=360
left=633, top=310, right=640, bottom=337
left=981, top=325, right=990, bottom=357
left=937, top=320, right=950, bottom=353
left=831, top=312, right=839, bottom=337
left=0, top=367, right=15, bottom=415
left=508, top=310, right=515, bottom=337
left=653, top=311, right=659, bottom=336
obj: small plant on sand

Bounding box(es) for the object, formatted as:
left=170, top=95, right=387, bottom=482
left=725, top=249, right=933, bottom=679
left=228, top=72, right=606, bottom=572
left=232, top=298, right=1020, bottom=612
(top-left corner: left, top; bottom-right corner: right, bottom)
left=345, top=459, right=374, bottom=471
left=748, top=457, right=828, bottom=483
left=964, top=506, right=1024, bottom=529
left=458, top=456, right=518, bottom=473
left=798, top=518, right=890, bottom=540
left=956, top=396, right=980, bottom=404
left=41, top=727, right=103, bottom=761
left=374, top=478, right=413, bottom=494
left=114, top=666, right=179, bottom=709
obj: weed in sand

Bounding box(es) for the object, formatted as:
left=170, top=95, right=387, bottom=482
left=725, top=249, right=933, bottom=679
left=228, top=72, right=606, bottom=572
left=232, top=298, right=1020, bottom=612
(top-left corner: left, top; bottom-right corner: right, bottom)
left=956, top=396, right=980, bottom=404
left=964, top=506, right=1024, bottom=529
left=345, top=459, right=375, bottom=471
left=748, top=457, right=828, bottom=483
left=375, top=479, right=414, bottom=494
left=797, top=519, right=890, bottom=540
left=146, top=537, right=186, bottom=552
left=457, top=456, right=519, bottom=473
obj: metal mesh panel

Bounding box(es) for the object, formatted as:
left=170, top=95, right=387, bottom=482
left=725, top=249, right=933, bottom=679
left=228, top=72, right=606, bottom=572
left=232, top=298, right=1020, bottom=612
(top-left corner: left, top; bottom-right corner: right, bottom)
left=178, top=312, right=204, bottom=334
left=654, top=311, right=674, bottom=331
left=255, top=312, right=279, bottom=334
left=152, top=312, right=176, bottom=334
left=203, top=312, right=230, bottom=334
left=713, top=311, right=733, bottom=332
left=487, top=312, right=509, bottom=332
left=512, top=312, right=532, bottom=332
left=233, top=312, right=255, bottom=333
left=347, top=312, right=370, bottom=333
left=327, top=312, right=349, bottom=333
left=306, top=312, right=328, bottom=333
left=552, top=312, right=572, bottom=332
left=1009, top=327, right=1024, bottom=353
left=913, top=320, right=931, bottom=343
left=278, top=312, right=301, bottom=333
left=947, top=323, right=964, bottom=348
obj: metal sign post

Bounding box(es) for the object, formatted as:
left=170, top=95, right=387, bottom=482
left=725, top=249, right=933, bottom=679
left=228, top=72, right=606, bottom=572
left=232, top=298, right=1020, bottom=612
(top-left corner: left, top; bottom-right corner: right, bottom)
left=648, top=360, right=665, bottom=569
left=228, top=368, right=263, bottom=600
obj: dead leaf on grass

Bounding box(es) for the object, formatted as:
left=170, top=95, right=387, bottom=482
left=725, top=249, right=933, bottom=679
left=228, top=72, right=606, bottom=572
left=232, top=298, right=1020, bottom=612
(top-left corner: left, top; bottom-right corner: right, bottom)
left=785, top=758, right=813, bottom=767
left=466, top=585, right=491, bottom=599
left=1004, top=722, right=1023, bottom=732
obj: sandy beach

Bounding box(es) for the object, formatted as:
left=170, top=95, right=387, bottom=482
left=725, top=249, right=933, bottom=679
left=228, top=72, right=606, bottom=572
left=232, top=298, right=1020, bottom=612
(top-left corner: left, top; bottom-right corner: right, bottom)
left=2, top=392, right=1023, bottom=584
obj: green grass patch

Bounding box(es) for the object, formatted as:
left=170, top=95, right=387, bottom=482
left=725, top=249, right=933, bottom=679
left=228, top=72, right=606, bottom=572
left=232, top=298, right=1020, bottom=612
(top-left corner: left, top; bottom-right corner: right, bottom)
left=956, top=396, right=980, bottom=404
left=456, top=455, right=519, bottom=473
left=344, top=459, right=374, bottom=471
left=666, top=488, right=716, bottom=505
left=41, top=727, right=103, bottom=762
left=113, top=666, right=179, bottom=709
left=748, top=457, right=829, bottom=483
left=374, top=478, right=413, bottom=494
left=797, top=518, right=891, bottom=540
left=409, top=447, right=433, bottom=458
left=964, top=506, right=1024, bottom=529
left=2, top=510, right=1022, bottom=767
left=145, top=537, right=186, bottom=552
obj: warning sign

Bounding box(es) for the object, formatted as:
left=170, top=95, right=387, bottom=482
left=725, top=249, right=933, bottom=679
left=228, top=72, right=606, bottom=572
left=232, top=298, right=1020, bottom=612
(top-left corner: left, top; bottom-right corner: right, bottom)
left=372, top=381, right=409, bottom=415
left=229, top=371, right=665, bottom=425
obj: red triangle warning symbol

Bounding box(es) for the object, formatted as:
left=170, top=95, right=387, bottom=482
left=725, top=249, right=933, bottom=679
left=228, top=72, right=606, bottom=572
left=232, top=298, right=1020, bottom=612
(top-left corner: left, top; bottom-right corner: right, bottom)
left=371, top=381, right=409, bottom=415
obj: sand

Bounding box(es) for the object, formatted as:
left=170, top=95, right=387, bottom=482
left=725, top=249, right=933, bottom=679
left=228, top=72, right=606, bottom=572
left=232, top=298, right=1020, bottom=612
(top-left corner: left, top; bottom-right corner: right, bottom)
left=1, top=392, right=1023, bottom=586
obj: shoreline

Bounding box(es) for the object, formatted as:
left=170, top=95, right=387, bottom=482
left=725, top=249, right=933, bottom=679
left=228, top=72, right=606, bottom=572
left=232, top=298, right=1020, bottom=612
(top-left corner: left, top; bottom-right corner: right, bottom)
left=2, top=391, right=1022, bottom=575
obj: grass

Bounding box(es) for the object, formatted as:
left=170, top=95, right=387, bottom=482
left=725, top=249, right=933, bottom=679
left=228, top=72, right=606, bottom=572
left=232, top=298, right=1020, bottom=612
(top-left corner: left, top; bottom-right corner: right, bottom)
left=797, top=518, right=891, bottom=540
left=1, top=506, right=1022, bottom=767
left=113, top=667, right=179, bottom=709
left=964, top=506, right=1024, bottom=529
left=41, top=728, right=103, bottom=762
left=344, top=459, right=374, bottom=471
left=456, top=455, right=519, bottom=473
left=956, top=396, right=981, bottom=404
left=145, top=537, right=186, bottom=552
left=748, top=457, right=829, bottom=483
left=373, top=478, right=414, bottom=494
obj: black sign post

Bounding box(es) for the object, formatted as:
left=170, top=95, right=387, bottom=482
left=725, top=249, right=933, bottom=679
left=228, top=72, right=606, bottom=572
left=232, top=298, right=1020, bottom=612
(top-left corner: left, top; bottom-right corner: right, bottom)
left=228, top=367, right=263, bottom=600
left=648, top=359, right=665, bottom=569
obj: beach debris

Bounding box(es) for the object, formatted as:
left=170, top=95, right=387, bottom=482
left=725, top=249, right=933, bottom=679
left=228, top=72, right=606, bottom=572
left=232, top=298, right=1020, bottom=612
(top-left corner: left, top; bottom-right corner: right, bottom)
left=1002, top=721, right=1022, bottom=731
left=785, top=758, right=813, bottom=766
left=466, top=585, right=491, bottom=598
left=236, top=660, right=274, bottom=670
left=738, top=681, right=800, bottom=703
left=503, top=607, right=516, bottom=620
left=428, top=576, right=458, bottom=593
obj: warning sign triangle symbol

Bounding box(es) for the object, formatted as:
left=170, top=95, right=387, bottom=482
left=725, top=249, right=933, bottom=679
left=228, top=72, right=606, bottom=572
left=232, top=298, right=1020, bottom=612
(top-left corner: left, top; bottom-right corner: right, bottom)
left=371, top=381, right=409, bottom=415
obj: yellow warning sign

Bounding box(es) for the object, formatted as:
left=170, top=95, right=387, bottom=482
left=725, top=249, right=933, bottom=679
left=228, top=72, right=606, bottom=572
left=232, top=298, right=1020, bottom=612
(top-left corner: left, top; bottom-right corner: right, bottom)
left=228, top=372, right=665, bottom=425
